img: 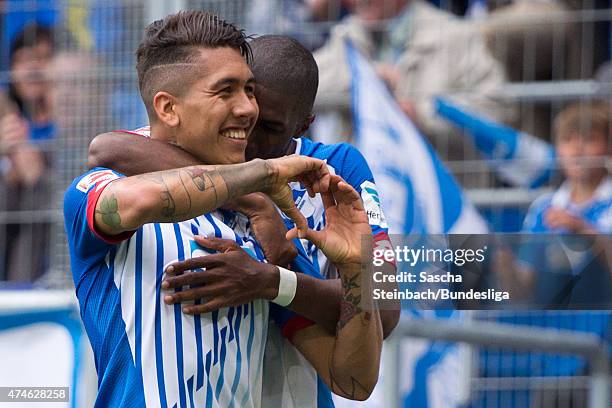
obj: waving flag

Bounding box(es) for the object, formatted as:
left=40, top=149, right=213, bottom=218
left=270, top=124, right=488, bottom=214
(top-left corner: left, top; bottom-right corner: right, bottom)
left=346, top=41, right=487, bottom=235
left=436, top=97, right=556, bottom=188
left=344, top=41, right=483, bottom=408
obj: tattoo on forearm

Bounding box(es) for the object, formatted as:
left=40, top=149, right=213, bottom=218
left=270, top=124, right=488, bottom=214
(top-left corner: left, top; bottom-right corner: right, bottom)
left=96, top=194, right=122, bottom=231
left=337, top=274, right=362, bottom=331
left=185, top=168, right=208, bottom=191
left=204, top=172, right=218, bottom=207
left=328, top=358, right=370, bottom=400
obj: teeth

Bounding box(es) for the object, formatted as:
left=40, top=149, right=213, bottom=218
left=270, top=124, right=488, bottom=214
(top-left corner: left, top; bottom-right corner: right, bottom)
left=222, top=129, right=246, bottom=140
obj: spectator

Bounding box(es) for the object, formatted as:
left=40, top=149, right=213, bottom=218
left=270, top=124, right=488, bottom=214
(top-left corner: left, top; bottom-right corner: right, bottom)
left=0, top=23, right=55, bottom=282
left=313, top=0, right=514, bottom=165
left=523, top=100, right=611, bottom=235
left=247, top=0, right=349, bottom=50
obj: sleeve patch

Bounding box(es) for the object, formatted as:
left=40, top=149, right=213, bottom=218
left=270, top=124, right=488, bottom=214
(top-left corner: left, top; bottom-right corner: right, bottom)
left=76, top=170, right=121, bottom=193
left=360, top=180, right=388, bottom=228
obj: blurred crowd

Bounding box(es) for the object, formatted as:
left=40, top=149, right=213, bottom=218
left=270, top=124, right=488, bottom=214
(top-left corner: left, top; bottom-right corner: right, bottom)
left=0, top=0, right=610, bottom=285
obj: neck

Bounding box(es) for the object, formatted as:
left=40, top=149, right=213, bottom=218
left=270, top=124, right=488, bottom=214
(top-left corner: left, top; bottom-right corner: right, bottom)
left=284, top=139, right=297, bottom=156
left=149, top=122, right=175, bottom=142
left=569, top=171, right=607, bottom=204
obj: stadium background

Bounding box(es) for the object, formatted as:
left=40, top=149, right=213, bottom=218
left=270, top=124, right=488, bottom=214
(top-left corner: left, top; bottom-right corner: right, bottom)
left=0, top=0, right=610, bottom=407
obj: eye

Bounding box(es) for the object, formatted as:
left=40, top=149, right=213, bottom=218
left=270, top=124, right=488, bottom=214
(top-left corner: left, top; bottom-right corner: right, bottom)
left=219, top=86, right=233, bottom=95
left=245, top=84, right=255, bottom=97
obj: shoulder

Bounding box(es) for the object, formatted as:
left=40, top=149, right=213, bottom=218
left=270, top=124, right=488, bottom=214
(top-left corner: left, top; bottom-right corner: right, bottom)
left=302, top=138, right=374, bottom=185
left=301, top=138, right=368, bottom=167
left=64, top=167, right=125, bottom=223
left=522, top=192, right=554, bottom=232
left=66, top=168, right=124, bottom=201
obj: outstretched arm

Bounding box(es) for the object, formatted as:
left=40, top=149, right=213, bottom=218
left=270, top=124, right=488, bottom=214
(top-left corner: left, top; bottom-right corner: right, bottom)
left=93, top=156, right=330, bottom=238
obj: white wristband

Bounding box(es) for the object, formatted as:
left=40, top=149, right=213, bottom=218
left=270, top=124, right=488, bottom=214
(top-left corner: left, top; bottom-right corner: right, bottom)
left=271, top=266, right=297, bottom=307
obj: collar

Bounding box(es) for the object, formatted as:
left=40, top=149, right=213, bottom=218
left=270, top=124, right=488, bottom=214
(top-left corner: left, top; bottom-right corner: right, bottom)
left=551, top=175, right=612, bottom=208
left=292, top=137, right=302, bottom=155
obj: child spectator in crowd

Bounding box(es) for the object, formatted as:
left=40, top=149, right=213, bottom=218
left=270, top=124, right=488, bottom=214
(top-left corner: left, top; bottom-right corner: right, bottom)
left=0, top=23, right=55, bottom=282
left=523, top=100, right=611, bottom=234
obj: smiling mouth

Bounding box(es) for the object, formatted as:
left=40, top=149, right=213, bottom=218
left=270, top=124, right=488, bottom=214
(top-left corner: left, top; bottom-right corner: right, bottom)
left=220, top=129, right=247, bottom=140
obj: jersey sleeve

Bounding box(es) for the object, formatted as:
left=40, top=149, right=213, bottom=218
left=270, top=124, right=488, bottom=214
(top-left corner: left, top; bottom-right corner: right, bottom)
left=268, top=240, right=323, bottom=342
left=335, top=144, right=393, bottom=254
left=64, top=167, right=134, bottom=261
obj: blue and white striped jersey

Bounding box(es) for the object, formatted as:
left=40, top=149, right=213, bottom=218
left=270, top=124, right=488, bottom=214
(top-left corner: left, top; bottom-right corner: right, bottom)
left=64, top=167, right=274, bottom=408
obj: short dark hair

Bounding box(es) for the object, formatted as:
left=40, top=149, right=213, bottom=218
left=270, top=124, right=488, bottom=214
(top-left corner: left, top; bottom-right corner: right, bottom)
left=136, top=10, right=251, bottom=117
left=250, top=35, right=318, bottom=120
left=10, top=22, right=54, bottom=61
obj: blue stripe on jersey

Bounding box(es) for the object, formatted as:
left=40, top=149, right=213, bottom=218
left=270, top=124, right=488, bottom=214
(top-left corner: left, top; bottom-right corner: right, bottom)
left=215, top=327, right=228, bottom=400
left=194, top=308, right=204, bottom=392
left=239, top=302, right=255, bottom=408
left=228, top=304, right=243, bottom=408
left=204, top=213, right=222, bottom=238
left=153, top=224, right=168, bottom=408
left=187, top=376, right=195, bottom=408
left=172, top=224, right=188, bottom=408
left=227, top=307, right=235, bottom=342
left=317, top=376, right=335, bottom=408
left=205, top=350, right=213, bottom=408
left=135, top=230, right=143, bottom=382
left=212, top=310, right=219, bottom=365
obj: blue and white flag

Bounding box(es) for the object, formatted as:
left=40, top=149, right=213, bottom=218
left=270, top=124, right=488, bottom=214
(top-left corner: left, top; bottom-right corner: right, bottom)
left=346, top=41, right=488, bottom=235
left=436, top=97, right=556, bottom=188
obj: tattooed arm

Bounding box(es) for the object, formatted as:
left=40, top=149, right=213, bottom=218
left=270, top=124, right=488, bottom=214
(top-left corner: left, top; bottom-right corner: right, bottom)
left=287, top=176, right=383, bottom=401
left=94, top=155, right=331, bottom=237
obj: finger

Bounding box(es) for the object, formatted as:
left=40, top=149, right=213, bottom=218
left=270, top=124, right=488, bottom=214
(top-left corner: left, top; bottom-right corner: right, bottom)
left=194, top=236, right=240, bottom=252
left=165, top=282, right=227, bottom=305
left=286, top=227, right=299, bottom=241
left=320, top=189, right=336, bottom=210
left=165, top=255, right=222, bottom=276
left=281, top=202, right=308, bottom=237
left=336, top=181, right=363, bottom=209
left=301, top=228, right=327, bottom=250
left=183, top=299, right=228, bottom=315
left=320, top=171, right=331, bottom=193
left=162, top=270, right=213, bottom=289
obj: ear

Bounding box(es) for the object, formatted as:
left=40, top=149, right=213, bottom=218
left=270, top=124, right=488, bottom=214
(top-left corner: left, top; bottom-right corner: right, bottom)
left=152, top=91, right=180, bottom=128
left=295, top=114, right=315, bottom=137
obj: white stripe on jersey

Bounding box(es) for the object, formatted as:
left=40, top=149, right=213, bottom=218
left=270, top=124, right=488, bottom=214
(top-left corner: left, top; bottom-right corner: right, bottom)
left=112, top=212, right=268, bottom=408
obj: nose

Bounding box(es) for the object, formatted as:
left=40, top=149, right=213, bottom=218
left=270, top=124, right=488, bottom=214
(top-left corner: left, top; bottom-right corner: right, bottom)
left=232, top=90, right=258, bottom=122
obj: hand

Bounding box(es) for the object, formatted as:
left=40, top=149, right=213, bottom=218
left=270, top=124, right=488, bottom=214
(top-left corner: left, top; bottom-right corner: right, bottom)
left=264, top=155, right=331, bottom=236
left=287, top=175, right=370, bottom=266
left=544, top=208, right=593, bottom=233
left=397, top=98, right=419, bottom=124
left=375, top=63, right=401, bottom=92
left=161, top=236, right=279, bottom=314
left=0, top=113, right=29, bottom=151
left=224, top=193, right=298, bottom=266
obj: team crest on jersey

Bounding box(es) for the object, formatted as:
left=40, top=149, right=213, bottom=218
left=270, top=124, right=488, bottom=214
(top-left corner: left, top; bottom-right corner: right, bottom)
left=76, top=170, right=120, bottom=193
left=360, top=180, right=388, bottom=228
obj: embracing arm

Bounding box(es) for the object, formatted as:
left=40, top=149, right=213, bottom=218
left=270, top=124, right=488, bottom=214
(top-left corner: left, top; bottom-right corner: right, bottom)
left=88, top=131, right=200, bottom=175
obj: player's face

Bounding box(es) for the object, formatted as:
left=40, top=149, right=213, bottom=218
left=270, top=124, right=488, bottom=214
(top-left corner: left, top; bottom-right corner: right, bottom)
left=246, top=84, right=303, bottom=160
left=556, top=130, right=610, bottom=181
left=174, top=47, right=258, bottom=165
